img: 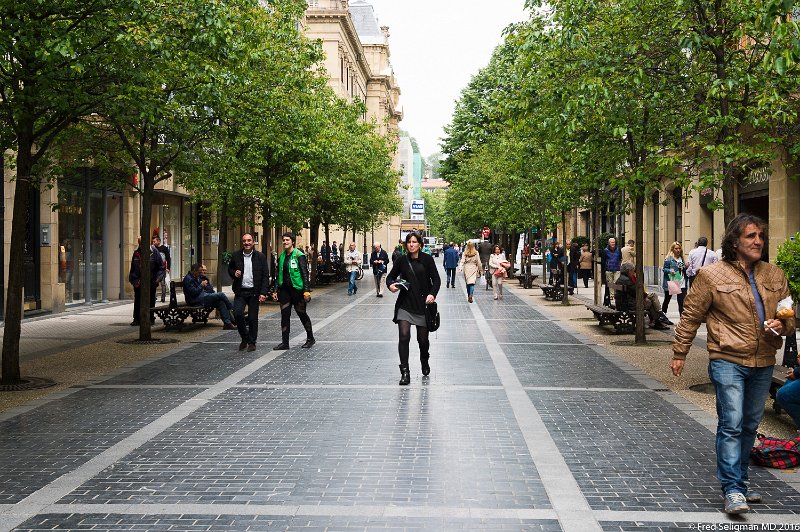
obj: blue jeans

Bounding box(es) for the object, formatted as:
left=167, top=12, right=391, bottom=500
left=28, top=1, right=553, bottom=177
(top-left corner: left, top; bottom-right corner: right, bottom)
left=201, top=292, right=233, bottom=325
left=776, top=376, right=800, bottom=427
left=708, top=359, right=774, bottom=495
left=348, top=270, right=358, bottom=295
left=466, top=284, right=475, bottom=297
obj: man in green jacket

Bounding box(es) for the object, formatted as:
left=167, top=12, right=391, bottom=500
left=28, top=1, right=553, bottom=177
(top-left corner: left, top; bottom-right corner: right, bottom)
left=272, top=232, right=314, bottom=350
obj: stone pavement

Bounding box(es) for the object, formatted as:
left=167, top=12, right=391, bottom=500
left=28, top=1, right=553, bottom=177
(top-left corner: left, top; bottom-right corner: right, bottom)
left=1, top=270, right=800, bottom=531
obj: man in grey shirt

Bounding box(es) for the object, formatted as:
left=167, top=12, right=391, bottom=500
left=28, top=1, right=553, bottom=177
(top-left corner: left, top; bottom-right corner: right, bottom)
left=686, top=236, right=718, bottom=289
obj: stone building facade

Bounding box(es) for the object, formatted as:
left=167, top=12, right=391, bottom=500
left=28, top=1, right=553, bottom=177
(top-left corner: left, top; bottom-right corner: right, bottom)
left=1, top=0, right=403, bottom=319
left=301, top=0, right=403, bottom=254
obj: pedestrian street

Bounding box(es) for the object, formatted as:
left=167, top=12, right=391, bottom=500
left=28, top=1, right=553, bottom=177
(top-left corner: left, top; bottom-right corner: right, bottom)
left=1, top=269, right=800, bottom=531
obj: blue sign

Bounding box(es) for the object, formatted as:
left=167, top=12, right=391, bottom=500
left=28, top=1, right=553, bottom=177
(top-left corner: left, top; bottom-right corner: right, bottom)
left=411, top=199, right=425, bottom=214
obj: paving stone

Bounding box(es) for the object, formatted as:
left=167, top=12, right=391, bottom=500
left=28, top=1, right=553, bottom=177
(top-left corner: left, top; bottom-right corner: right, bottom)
left=242, top=341, right=501, bottom=386
left=317, top=316, right=486, bottom=343
left=488, top=319, right=579, bottom=344
left=600, top=522, right=691, bottom=531
left=504, top=344, right=642, bottom=389
left=529, top=390, right=800, bottom=514
left=101, top=344, right=263, bottom=385
left=0, top=388, right=198, bottom=504
left=14, top=514, right=563, bottom=531
left=60, top=388, right=549, bottom=509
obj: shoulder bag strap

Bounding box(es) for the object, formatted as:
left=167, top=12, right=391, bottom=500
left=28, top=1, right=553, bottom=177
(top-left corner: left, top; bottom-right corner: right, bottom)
left=700, top=248, right=708, bottom=267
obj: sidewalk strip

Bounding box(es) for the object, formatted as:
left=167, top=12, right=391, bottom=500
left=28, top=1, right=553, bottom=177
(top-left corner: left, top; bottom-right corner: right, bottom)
left=464, top=292, right=602, bottom=532
left=0, top=291, right=370, bottom=530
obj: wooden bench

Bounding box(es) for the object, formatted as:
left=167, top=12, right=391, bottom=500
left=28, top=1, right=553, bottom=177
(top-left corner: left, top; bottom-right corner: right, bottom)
left=537, top=283, right=564, bottom=301
left=585, top=303, right=635, bottom=334
left=317, top=272, right=337, bottom=285
left=152, top=280, right=214, bottom=331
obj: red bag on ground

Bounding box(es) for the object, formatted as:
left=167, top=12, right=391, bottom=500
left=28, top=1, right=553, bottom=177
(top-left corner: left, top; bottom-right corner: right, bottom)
left=751, top=433, right=800, bottom=469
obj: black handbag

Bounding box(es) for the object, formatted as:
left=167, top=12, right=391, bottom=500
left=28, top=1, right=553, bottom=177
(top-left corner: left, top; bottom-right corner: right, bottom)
left=425, top=301, right=440, bottom=332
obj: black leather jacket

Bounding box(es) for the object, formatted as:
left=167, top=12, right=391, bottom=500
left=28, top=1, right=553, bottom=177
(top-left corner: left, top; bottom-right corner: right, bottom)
left=227, top=249, right=270, bottom=296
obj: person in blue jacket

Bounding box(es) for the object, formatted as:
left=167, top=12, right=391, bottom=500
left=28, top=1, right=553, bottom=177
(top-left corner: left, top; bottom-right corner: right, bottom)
left=443, top=242, right=460, bottom=288
left=182, top=263, right=236, bottom=330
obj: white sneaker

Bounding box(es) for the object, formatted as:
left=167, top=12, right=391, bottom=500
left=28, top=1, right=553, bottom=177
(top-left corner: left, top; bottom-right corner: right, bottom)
left=724, top=492, right=749, bottom=514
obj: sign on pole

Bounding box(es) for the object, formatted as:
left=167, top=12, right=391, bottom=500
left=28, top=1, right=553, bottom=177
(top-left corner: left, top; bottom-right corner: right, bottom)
left=482, top=226, right=490, bottom=238
left=410, top=199, right=425, bottom=215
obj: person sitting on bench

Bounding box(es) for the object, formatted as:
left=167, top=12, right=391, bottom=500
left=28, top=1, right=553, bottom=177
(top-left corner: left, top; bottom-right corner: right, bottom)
left=183, top=263, right=236, bottom=330
left=777, top=351, right=800, bottom=432
left=615, top=262, right=671, bottom=330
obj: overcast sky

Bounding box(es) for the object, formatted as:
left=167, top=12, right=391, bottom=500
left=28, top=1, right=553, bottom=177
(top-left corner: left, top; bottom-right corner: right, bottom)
left=365, top=0, right=530, bottom=158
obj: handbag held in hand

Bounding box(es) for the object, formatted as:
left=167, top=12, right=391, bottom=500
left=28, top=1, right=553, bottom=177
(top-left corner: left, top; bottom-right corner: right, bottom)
left=425, top=301, right=440, bottom=332
left=667, top=272, right=682, bottom=295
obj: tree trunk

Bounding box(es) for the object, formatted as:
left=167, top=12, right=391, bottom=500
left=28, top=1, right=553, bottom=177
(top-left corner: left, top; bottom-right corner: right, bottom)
left=309, top=217, right=321, bottom=286
left=722, top=168, right=736, bottom=229
left=1, top=137, right=34, bottom=384
left=261, top=203, right=272, bottom=283
left=217, top=197, right=229, bottom=292
left=634, top=195, right=646, bottom=344
left=592, top=192, right=601, bottom=305
left=540, top=213, right=547, bottom=284
left=138, top=177, right=155, bottom=341
left=561, top=210, right=569, bottom=304
left=324, top=223, right=331, bottom=272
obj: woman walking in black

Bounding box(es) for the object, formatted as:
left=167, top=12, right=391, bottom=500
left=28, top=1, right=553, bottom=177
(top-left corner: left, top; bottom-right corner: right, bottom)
left=386, top=232, right=441, bottom=385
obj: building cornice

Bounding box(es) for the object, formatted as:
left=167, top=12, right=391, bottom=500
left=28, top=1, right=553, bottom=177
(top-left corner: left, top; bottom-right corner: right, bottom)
left=305, top=9, right=372, bottom=80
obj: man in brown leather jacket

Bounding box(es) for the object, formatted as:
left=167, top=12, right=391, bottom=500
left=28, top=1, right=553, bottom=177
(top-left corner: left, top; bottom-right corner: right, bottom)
left=671, top=213, right=795, bottom=514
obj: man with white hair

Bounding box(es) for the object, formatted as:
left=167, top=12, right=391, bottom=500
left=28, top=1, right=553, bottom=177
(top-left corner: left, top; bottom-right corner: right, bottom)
left=370, top=242, right=389, bottom=297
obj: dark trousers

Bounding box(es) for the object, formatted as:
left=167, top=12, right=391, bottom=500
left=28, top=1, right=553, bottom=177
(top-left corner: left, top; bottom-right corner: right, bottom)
left=132, top=284, right=156, bottom=323
left=278, top=286, right=313, bottom=344
left=579, top=269, right=591, bottom=288
left=445, top=268, right=456, bottom=287
left=234, top=290, right=260, bottom=344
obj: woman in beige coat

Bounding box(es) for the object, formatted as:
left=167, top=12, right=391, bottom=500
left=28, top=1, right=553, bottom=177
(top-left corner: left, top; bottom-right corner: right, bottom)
left=458, top=241, right=482, bottom=303
left=578, top=244, right=593, bottom=288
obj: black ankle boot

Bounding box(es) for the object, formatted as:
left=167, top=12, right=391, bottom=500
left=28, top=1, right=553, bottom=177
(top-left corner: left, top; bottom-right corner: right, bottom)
left=399, top=365, right=410, bottom=386
left=421, top=355, right=430, bottom=376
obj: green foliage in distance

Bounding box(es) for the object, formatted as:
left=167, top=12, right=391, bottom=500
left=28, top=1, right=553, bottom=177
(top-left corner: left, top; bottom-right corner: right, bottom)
left=776, top=233, right=800, bottom=304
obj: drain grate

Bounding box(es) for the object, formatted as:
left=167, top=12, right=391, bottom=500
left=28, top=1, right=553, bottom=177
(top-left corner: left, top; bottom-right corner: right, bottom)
left=0, top=376, right=57, bottom=392
left=116, top=338, right=179, bottom=345
left=689, top=382, right=716, bottom=394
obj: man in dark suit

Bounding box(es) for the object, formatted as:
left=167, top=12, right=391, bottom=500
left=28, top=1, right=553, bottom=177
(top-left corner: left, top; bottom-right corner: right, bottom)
left=477, top=239, right=493, bottom=287
left=128, top=235, right=165, bottom=326
left=228, top=233, right=269, bottom=351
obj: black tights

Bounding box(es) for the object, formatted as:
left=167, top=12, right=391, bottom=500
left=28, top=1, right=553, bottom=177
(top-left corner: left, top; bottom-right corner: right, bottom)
left=661, top=289, right=686, bottom=315
left=279, top=289, right=313, bottom=343
left=398, top=320, right=429, bottom=368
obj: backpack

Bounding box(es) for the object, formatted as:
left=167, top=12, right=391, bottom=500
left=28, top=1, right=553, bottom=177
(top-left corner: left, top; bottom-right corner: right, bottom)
left=750, top=433, right=800, bottom=469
